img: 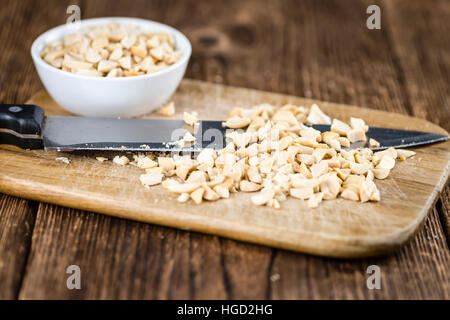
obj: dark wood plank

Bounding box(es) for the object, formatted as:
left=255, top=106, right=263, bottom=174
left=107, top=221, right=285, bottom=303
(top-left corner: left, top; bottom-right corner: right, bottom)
left=16, top=203, right=450, bottom=300
left=0, top=0, right=447, bottom=299
left=382, top=0, right=450, bottom=244
left=219, top=240, right=273, bottom=299
left=438, top=185, right=450, bottom=245
left=0, top=195, right=37, bottom=299
left=19, top=203, right=229, bottom=299
left=0, top=0, right=57, bottom=299
left=270, top=208, right=450, bottom=300
left=0, top=0, right=65, bottom=104
left=383, top=0, right=450, bottom=132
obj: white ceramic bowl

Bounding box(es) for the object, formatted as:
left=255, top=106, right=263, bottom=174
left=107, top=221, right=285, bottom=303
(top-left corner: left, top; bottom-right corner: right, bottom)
left=31, top=17, right=191, bottom=117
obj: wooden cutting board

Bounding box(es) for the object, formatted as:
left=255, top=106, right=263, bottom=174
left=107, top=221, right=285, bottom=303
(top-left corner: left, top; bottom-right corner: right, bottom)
left=1, top=79, right=449, bottom=258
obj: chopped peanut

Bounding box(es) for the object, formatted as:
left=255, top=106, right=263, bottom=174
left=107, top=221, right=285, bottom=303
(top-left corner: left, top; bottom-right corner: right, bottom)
left=186, top=171, right=207, bottom=184
left=202, top=184, right=220, bottom=201
left=177, top=193, right=190, bottom=203
left=97, top=60, right=118, bottom=73
left=224, top=116, right=251, bottom=129
left=251, top=189, right=275, bottom=206
left=146, top=167, right=164, bottom=175
left=341, top=188, right=360, bottom=201
left=396, top=149, right=416, bottom=161
left=311, top=161, right=328, bottom=178
left=290, top=187, right=314, bottom=200
left=319, top=174, right=341, bottom=199
left=308, top=192, right=324, bottom=208
left=240, top=180, right=263, bottom=192
left=350, top=117, right=368, bottom=132
left=373, top=148, right=397, bottom=162
left=190, top=188, right=205, bottom=204
left=377, top=155, right=395, bottom=170
left=140, top=173, right=163, bottom=186
left=137, top=157, right=158, bottom=169
left=158, top=101, right=176, bottom=117
left=214, top=184, right=230, bottom=198
left=113, top=155, right=129, bottom=166
left=55, top=157, right=70, bottom=164
left=347, top=128, right=367, bottom=143
left=307, top=104, right=331, bottom=124
left=183, top=131, right=196, bottom=143
left=158, top=157, right=176, bottom=172
left=372, top=168, right=390, bottom=179
left=331, top=119, right=351, bottom=135
left=183, top=112, right=198, bottom=126
left=360, top=180, right=377, bottom=202
left=166, top=182, right=201, bottom=194
left=369, top=138, right=380, bottom=148
left=350, top=162, right=371, bottom=175
left=338, top=137, right=351, bottom=148
left=272, top=110, right=299, bottom=127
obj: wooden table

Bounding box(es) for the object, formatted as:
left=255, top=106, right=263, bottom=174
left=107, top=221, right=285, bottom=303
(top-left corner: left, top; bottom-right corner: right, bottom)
left=0, top=0, right=449, bottom=299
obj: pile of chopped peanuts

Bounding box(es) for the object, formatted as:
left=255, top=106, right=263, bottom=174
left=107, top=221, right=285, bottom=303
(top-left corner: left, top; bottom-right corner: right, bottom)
left=41, top=23, right=182, bottom=77
left=108, top=103, right=416, bottom=209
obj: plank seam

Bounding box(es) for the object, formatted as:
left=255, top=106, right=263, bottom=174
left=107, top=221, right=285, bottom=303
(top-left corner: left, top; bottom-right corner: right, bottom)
left=381, top=5, right=414, bottom=117
left=218, top=238, right=231, bottom=299
left=14, top=199, right=39, bottom=300
left=265, top=249, right=277, bottom=299
left=436, top=181, right=450, bottom=246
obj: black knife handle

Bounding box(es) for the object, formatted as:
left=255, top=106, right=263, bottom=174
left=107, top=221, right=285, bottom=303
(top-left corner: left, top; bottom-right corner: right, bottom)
left=0, top=104, right=44, bottom=150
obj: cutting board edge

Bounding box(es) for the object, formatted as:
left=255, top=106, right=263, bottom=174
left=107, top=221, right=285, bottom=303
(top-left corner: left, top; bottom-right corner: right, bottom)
left=1, top=165, right=448, bottom=259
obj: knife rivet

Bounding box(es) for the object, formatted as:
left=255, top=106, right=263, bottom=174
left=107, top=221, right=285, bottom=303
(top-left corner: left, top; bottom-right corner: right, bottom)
left=9, top=106, right=22, bottom=113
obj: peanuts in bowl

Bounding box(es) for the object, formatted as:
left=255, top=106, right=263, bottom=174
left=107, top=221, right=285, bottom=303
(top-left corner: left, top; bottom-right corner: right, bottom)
left=31, top=17, right=191, bottom=117
left=41, top=22, right=183, bottom=77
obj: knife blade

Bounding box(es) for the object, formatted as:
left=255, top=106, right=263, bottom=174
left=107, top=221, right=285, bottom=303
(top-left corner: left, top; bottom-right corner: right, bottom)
left=0, top=104, right=448, bottom=152
left=311, top=124, right=449, bottom=151
left=42, top=116, right=227, bottom=152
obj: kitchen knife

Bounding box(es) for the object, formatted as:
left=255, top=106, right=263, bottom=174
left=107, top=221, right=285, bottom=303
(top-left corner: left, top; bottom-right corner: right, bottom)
left=0, top=104, right=448, bottom=153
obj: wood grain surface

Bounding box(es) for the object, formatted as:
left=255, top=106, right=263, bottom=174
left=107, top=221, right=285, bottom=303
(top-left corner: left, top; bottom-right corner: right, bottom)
left=0, top=0, right=449, bottom=299
left=1, top=80, right=449, bottom=258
